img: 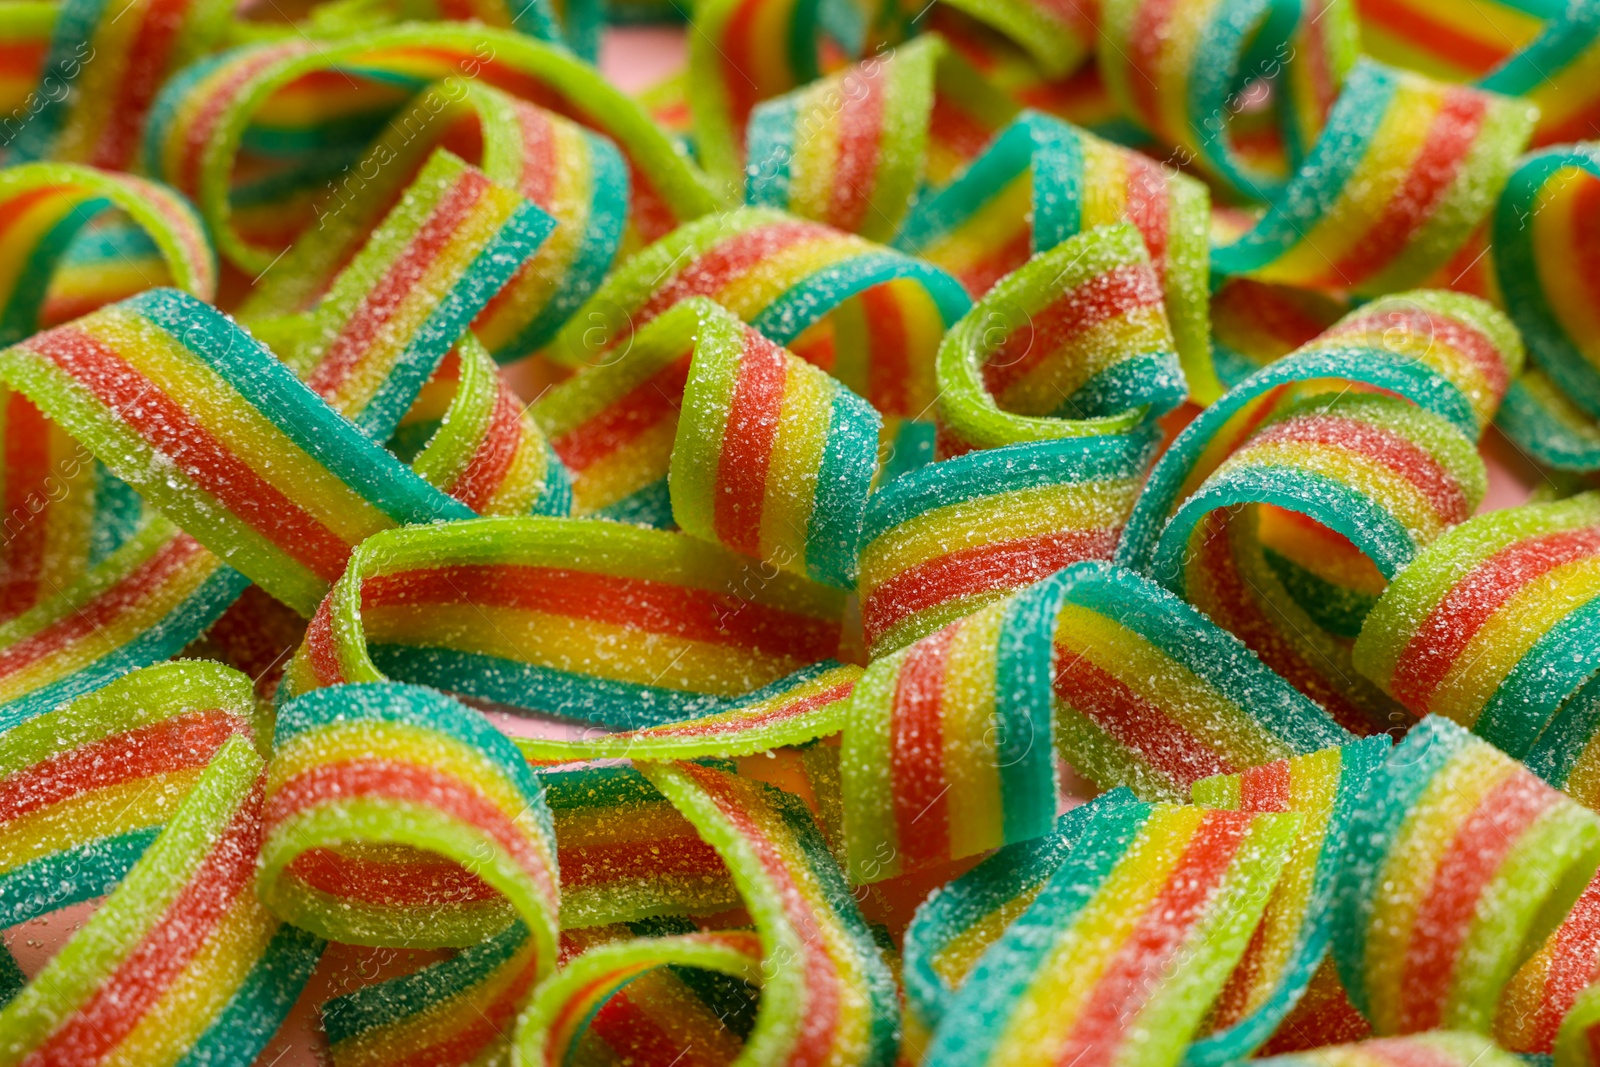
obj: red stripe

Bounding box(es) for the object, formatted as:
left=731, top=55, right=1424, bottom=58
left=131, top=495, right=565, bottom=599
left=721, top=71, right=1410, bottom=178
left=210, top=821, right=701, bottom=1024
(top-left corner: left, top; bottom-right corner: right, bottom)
left=551, top=356, right=690, bottom=472
left=93, top=0, right=192, bottom=168
left=1389, top=525, right=1600, bottom=712
left=22, top=788, right=262, bottom=1066
left=1327, top=89, right=1490, bottom=285
left=447, top=380, right=524, bottom=511
left=0, top=534, right=209, bottom=677
left=828, top=69, right=886, bottom=234
left=1052, top=651, right=1234, bottom=790
left=1189, top=509, right=1377, bottom=736
left=719, top=0, right=765, bottom=138
left=713, top=331, right=787, bottom=555
left=514, top=100, right=558, bottom=207
left=0, top=393, right=52, bottom=619
left=637, top=221, right=828, bottom=326
left=984, top=263, right=1163, bottom=396
left=890, top=624, right=955, bottom=869
left=557, top=835, right=728, bottom=889
left=1533, top=872, right=1600, bottom=1048
left=29, top=328, right=354, bottom=580
left=1244, top=412, right=1470, bottom=524
left=1332, top=307, right=1509, bottom=402
left=1123, top=156, right=1171, bottom=280
left=0, top=187, right=62, bottom=232
left=640, top=682, right=854, bottom=738
left=927, top=93, right=998, bottom=166
left=361, top=563, right=840, bottom=663
left=1055, top=811, right=1252, bottom=1065
left=306, top=171, right=493, bottom=400
left=302, top=596, right=347, bottom=687
left=1238, top=757, right=1293, bottom=812
left=1400, top=769, right=1556, bottom=1030
left=1574, top=173, right=1600, bottom=315
left=1352, top=0, right=1512, bottom=74
left=862, top=284, right=912, bottom=416
left=267, top=760, right=553, bottom=895
left=0, top=710, right=243, bottom=823
left=861, top=528, right=1119, bottom=645
left=286, top=847, right=501, bottom=907
left=679, top=765, right=840, bottom=1067
left=588, top=989, right=703, bottom=1063
left=1126, top=0, right=1180, bottom=126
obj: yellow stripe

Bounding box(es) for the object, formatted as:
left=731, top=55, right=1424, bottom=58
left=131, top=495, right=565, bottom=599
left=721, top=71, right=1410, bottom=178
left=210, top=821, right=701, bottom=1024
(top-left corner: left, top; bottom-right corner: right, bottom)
left=942, top=604, right=1007, bottom=859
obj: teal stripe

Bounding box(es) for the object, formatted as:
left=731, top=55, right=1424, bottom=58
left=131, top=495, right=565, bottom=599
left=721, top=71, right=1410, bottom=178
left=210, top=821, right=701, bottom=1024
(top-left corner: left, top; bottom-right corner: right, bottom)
left=751, top=252, right=971, bottom=344
left=803, top=385, right=880, bottom=588
left=1027, top=114, right=1087, bottom=251
left=0, top=829, right=160, bottom=928
left=132, top=289, right=474, bottom=528
left=1475, top=594, right=1600, bottom=757
left=992, top=581, right=1065, bottom=844
left=176, top=923, right=325, bottom=1067
left=745, top=95, right=801, bottom=209
left=1527, top=669, right=1600, bottom=788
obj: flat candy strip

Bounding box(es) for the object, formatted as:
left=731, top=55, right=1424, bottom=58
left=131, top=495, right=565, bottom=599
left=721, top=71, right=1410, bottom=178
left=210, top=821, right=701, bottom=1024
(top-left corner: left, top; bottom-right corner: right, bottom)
left=0, top=663, right=323, bottom=1066
left=260, top=682, right=560, bottom=956
left=1332, top=715, right=1600, bottom=1034
left=922, top=800, right=1301, bottom=1067
left=281, top=516, right=847, bottom=730
left=1212, top=60, right=1536, bottom=297
left=856, top=432, right=1158, bottom=656
left=934, top=222, right=1185, bottom=454
left=898, top=112, right=1213, bottom=397
left=1185, top=736, right=1391, bottom=1065
left=0, top=288, right=475, bottom=614
left=842, top=560, right=1348, bottom=881
left=1353, top=491, right=1600, bottom=758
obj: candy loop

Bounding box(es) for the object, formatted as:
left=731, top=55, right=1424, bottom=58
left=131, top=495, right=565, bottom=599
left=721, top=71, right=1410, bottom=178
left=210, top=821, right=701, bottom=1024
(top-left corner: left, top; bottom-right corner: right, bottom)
left=901, top=788, right=1136, bottom=1035
left=842, top=559, right=1349, bottom=881
left=933, top=222, right=1185, bottom=454
left=922, top=797, right=1303, bottom=1067
left=899, top=112, right=1213, bottom=397
left=0, top=662, right=323, bottom=1066
left=856, top=432, right=1158, bottom=656
left=744, top=35, right=1017, bottom=242
left=143, top=24, right=723, bottom=275
left=513, top=930, right=765, bottom=1065
left=238, top=80, right=629, bottom=363
left=0, top=289, right=474, bottom=614
left=1354, top=491, right=1600, bottom=759
left=1212, top=59, right=1536, bottom=297
left=1332, top=715, right=1600, bottom=1034
left=1184, top=737, right=1391, bottom=1065
left=1493, top=144, right=1600, bottom=421
left=634, top=761, right=901, bottom=1067
left=0, top=163, right=215, bottom=346
left=1097, top=0, right=1360, bottom=199
left=282, top=516, right=848, bottom=729
left=260, top=681, right=561, bottom=956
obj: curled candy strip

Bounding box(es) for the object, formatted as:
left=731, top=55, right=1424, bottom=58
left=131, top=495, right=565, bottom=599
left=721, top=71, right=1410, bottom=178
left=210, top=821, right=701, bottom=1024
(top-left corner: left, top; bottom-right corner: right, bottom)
left=744, top=36, right=1016, bottom=241
left=669, top=299, right=881, bottom=588
left=0, top=162, right=215, bottom=346
left=842, top=560, right=1349, bottom=881
left=261, top=682, right=561, bottom=955
left=922, top=799, right=1302, bottom=1067
left=0, top=289, right=475, bottom=614
left=549, top=207, right=970, bottom=448
left=1255, top=1033, right=1526, bottom=1067
left=1332, top=715, right=1600, bottom=1034
left=1184, top=736, right=1391, bottom=1065
left=1212, top=59, right=1535, bottom=297
left=1355, top=491, right=1600, bottom=759
left=514, top=930, right=765, bottom=1065
left=143, top=25, right=720, bottom=274
left=0, top=663, right=324, bottom=1066
left=240, top=82, right=629, bottom=363
left=281, top=516, right=848, bottom=729
left=1097, top=0, right=1360, bottom=199
left=1496, top=867, right=1600, bottom=1055
left=934, top=222, right=1186, bottom=453
left=901, top=788, right=1138, bottom=1036
left=899, top=112, right=1213, bottom=396
left=856, top=432, right=1158, bottom=656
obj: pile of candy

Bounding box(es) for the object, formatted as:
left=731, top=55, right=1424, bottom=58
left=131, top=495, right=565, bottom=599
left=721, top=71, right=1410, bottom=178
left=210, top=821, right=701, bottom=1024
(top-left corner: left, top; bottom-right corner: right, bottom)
left=9, top=0, right=1600, bottom=1063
